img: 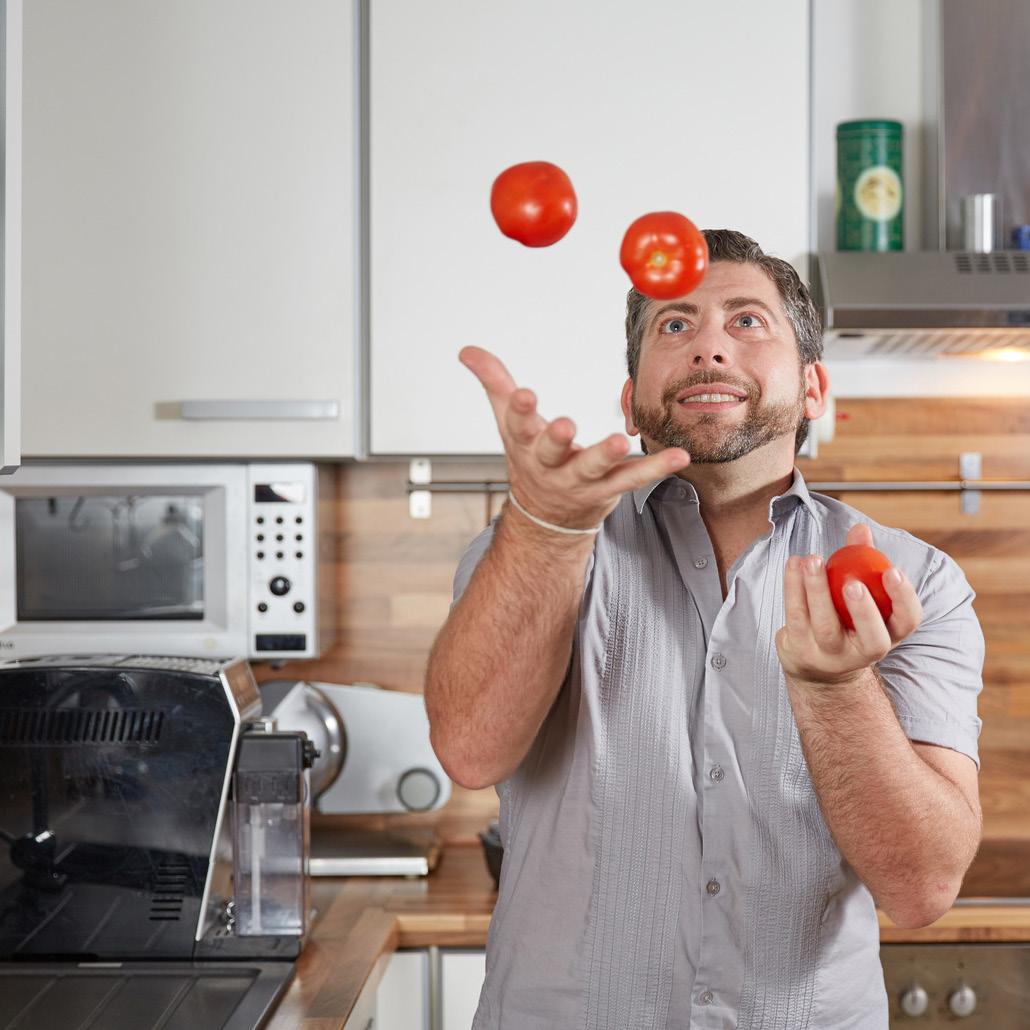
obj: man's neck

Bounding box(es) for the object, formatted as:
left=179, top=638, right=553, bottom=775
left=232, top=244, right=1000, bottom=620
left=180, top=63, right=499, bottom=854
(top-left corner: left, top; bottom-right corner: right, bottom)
left=674, top=448, right=796, bottom=596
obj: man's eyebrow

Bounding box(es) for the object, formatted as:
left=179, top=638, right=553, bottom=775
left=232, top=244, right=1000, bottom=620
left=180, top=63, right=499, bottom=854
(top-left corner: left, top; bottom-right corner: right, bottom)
left=723, top=296, right=779, bottom=317
left=646, top=301, right=700, bottom=334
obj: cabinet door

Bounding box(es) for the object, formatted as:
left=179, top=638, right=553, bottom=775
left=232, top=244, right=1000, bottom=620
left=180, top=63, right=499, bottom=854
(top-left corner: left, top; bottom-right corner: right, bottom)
left=1, top=0, right=21, bottom=474
left=376, top=950, right=428, bottom=1030
left=21, top=1, right=356, bottom=458
left=368, top=0, right=810, bottom=456
left=441, top=949, right=485, bottom=1030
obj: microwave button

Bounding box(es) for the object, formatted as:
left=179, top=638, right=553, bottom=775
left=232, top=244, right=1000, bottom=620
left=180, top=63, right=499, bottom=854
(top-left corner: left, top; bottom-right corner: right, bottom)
left=270, top=576, right=292, bottom=596
left=258, top=603, right=268, bottom=613
left=293, top=602, right=305, bottom=614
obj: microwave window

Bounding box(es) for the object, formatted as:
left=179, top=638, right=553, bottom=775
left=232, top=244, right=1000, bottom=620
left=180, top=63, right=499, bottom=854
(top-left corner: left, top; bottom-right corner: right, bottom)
left=15, top=495, right=205, bottom=621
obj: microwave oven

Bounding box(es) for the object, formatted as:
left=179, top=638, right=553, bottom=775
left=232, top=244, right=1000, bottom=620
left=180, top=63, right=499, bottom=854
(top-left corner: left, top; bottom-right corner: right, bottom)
left=0, top=462, right=337, bottom=661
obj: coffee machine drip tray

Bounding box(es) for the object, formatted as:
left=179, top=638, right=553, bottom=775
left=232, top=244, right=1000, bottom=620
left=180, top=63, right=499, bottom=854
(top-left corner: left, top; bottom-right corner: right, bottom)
left=0, top=961, right=295, bottom=1030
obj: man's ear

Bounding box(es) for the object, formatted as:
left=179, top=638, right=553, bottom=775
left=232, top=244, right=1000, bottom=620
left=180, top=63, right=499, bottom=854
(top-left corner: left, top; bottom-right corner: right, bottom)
left=621, top=378, right=639, bottom=436
left=803, top=361, right=831, bottom=420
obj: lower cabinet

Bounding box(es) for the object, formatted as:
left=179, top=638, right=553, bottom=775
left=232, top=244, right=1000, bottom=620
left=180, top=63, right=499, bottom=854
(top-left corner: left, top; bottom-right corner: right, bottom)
left=371, top=948, right=486, bottom=1030
left=439, top=949, right=487, bottom=1030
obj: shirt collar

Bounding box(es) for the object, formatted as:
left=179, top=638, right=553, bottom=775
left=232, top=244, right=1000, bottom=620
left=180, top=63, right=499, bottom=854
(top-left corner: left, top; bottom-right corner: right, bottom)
left=631, top=467, right=820, bottom=520
left=633, top=474, right=696, bottom=513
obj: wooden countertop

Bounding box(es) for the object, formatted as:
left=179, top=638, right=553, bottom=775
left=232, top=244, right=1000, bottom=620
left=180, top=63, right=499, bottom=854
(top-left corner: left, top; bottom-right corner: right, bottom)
left=264, top=829, right=1030, bottom=1030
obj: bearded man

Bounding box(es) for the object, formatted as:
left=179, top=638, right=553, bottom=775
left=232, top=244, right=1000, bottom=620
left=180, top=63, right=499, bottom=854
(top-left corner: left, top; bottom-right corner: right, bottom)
left=424, top=229, right=983, bottom=1030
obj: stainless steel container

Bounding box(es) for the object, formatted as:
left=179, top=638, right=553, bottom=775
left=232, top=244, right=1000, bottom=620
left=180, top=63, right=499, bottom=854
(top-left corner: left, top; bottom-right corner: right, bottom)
left=961, top=193, right=1003, bottom=252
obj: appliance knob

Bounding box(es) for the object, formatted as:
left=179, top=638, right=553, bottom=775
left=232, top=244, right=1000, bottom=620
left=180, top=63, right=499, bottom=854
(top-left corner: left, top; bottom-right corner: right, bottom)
left=269, top=575, right=292, bottom=596
left=899, top=985, right=929, bottom=1017
left=948, top=984, right=977, bottom=1018
left=397, top=767, right=442, bottom=811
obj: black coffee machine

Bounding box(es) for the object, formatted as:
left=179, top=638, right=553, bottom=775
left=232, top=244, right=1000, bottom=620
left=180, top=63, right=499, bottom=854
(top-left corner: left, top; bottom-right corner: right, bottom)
left=0, top=655, right=313, bottom=1030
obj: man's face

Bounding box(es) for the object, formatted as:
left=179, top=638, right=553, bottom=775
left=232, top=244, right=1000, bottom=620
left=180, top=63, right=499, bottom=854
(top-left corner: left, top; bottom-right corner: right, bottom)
left=621, top=261, right=823, bottom=463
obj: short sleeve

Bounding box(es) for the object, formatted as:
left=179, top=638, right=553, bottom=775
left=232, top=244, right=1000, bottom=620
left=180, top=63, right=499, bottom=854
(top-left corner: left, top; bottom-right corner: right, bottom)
left=877, top=547, right=984, bottom=768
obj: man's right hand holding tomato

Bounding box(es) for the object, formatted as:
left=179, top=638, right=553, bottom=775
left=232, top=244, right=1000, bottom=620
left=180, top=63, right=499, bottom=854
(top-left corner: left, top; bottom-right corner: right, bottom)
left=423, top=346, right=688, bottom=791
left=775, top=522, right=924, bottom=687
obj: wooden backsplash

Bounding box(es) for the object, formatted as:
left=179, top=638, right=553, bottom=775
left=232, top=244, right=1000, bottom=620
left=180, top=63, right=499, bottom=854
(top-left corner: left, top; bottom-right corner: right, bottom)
left=258, top=396, right=1030, bottom=844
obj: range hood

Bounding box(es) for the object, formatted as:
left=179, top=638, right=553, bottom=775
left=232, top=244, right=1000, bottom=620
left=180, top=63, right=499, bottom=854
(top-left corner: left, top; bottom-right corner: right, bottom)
left=814, top=250, right=1030, bottom=359
left=815, top=0, right=1030, bottom=360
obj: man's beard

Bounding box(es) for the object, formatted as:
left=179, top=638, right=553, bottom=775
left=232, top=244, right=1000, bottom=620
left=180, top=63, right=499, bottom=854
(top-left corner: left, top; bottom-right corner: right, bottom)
left=630, top=369, right=807, bottom=463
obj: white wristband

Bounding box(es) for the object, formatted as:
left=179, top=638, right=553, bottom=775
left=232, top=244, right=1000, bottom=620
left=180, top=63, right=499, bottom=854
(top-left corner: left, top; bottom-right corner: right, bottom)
left=506, top=490, right=603, bottom=536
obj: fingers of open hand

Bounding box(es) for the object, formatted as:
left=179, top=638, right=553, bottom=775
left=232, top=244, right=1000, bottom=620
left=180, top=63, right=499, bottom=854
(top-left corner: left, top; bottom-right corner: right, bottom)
left=460, top=345, right=516, bottom=405
left=504, top=387, right=548, bottom=444
left=535, top=417, right=578, bottom=468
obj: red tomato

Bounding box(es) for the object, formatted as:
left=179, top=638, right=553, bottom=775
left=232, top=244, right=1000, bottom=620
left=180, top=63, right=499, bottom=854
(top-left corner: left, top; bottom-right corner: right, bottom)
left=490, top=161, right=577, bottom=247
left=619, top=211, right=708, bottom=299
left=825, top=544, right=894, bottom=630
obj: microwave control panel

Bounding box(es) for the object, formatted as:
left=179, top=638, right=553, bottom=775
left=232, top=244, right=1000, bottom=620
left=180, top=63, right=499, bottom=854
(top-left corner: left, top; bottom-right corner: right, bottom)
left=247, top=464, right=325, bottom=660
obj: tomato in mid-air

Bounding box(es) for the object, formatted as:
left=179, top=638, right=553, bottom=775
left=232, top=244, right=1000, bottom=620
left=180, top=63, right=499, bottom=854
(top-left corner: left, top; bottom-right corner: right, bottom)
left=490, top=161, right=577, bottom=247
left=825, top=544, right=894, bottom=630
left=619, top=211, right=708, bottom=299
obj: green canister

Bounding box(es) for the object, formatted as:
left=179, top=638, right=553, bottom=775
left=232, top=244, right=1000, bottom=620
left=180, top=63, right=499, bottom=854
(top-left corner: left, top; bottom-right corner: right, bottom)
left=836, top=120, right=903, bottom=250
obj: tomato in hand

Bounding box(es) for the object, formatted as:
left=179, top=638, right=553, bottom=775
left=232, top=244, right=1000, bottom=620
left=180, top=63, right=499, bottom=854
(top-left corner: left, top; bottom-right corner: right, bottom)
left=619, top=211, right=708, bottom=299
left=490, top=161, right=577, bottom=247
left=825, top=544, right=894, bottom=630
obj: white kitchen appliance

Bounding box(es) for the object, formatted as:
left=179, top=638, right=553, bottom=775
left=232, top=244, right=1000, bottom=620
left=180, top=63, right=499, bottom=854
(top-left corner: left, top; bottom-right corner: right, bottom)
left=0, top=462, right=336, bottom=662
left=260, top=680, right=452, bottom=876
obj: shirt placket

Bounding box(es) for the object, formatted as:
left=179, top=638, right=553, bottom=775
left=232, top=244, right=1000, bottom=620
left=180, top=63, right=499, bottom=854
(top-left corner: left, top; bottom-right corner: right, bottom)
left=662, top=488, right=757, bottom=1028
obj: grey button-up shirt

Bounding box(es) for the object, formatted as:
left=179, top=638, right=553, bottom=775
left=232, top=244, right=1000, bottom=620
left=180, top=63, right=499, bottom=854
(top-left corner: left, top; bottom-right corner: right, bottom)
left=455, top=471, right=983, bottom=1030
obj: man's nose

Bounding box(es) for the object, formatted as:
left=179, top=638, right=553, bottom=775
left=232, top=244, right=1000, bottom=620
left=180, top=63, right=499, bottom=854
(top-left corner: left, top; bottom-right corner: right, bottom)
left=689, top=322, right=729, bottom=365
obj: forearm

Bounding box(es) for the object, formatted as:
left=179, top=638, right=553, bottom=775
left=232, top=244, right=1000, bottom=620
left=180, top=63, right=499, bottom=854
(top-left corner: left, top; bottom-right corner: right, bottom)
left=787, top=668, right=981, bottom=928
left=424, top=505, right=595, bottom=789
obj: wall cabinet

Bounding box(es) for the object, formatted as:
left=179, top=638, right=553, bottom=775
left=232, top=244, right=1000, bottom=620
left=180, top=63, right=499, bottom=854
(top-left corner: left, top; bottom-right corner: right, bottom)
left=366, top=0, right=810, bottom=456
left=20, top=1, right=358, bottom=459
left=1, top=0, right=21, bottom=474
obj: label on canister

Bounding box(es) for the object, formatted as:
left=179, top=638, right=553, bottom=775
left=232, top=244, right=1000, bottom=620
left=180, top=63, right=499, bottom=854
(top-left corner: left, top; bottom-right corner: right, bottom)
left=836, top=120, right=903, bottom=251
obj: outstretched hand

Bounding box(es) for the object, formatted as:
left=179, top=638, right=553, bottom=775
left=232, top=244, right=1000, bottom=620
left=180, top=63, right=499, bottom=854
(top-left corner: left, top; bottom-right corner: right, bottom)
left=460, top=346, right=689, bottom=532
left=775, top=523, right=924, bottom=686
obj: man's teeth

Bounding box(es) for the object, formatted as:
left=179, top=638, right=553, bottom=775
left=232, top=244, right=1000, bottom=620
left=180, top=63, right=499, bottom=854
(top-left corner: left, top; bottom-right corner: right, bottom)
left=680, top=393, right=742, bottom=403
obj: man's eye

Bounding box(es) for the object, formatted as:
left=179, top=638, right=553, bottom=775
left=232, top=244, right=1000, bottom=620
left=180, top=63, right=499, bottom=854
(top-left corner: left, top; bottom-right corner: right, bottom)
left=735, top=313, right=763, bottom=328
left=660, top=318, right=689, bottom=334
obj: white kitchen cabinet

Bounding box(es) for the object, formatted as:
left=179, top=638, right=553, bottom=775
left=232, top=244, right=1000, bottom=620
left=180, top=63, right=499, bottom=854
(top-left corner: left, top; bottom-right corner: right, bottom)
left=376, top=949, right=429, bottom=1029
left=21, top=1, right=358, bottom=458
left=1, top=0, right=21, bottom=474
left=440, top=949, right=486, bottom=1030
left=367, top=0, right=810, bottom=456
left=371, top=947, right=484, bottom=1030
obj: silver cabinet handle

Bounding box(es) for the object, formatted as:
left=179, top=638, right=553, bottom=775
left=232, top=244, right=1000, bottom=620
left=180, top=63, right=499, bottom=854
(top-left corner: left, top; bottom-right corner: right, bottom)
left=180, top=400, right=340, bottom=420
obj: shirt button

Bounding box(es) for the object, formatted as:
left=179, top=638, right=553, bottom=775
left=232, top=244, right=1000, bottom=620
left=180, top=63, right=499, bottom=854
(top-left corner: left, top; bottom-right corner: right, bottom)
left=706, top=878, right=721, bottom=896
left=698, top=990, right=714, bottom=1005
left=710, top=653, right=726, bottom=670
left=676, top=487, right=688, bottom=500
left=693, top=556, right=708, bottom=569
left=710, top=765, right=725, bottom=782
